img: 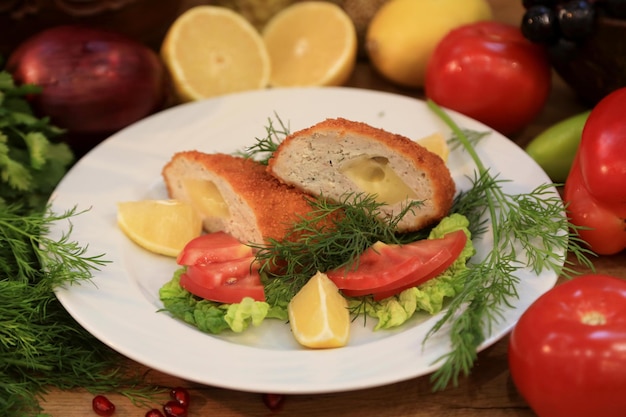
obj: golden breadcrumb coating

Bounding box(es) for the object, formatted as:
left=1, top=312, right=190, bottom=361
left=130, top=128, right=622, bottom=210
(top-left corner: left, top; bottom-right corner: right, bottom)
left=163, top=151, right=316, bottom=243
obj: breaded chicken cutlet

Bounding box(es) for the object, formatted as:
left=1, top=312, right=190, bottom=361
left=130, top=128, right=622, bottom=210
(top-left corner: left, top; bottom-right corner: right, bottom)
left=267, top=118, right=456, bottom=232
left=162, top=151, right=316, bottom=245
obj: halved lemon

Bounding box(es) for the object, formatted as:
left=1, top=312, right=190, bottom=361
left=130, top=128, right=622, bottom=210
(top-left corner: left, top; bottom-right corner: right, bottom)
left=117, top=199, right=202, bottom=257
left=288, top=271, right=350, bottom=348
left=161, top=5, right=271, bottom=102
left=262, top=1, right=358, bottom=87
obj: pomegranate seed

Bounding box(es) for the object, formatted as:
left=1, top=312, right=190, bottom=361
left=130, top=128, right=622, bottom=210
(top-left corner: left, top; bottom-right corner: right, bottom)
left=92, top=395, right=115, bottom=416
left=145, top=410, right=165, bottom=417
left=163, top=400, right=188, bottom=417
left=262, top=393, right=285, bottom=411
left=169, top=386, right=191, bottom=408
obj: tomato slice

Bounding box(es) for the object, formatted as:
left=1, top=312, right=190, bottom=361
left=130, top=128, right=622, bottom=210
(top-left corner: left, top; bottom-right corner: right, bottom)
left=180, top=269, right=266, bottom=304
left=176, top=231, right=265, bottom=303
left=184, top=257, right=260, bottom=288
left=177, top=232, right=254, bottom=266
left=327, top=230, right=467, bottom=300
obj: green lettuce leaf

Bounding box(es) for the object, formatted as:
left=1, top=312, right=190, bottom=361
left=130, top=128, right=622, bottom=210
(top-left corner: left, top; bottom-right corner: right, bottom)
left=159, top=269, right=276, bottom=334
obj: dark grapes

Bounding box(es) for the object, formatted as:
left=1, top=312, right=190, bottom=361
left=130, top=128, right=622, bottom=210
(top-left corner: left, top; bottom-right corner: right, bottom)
left=522, top=5, right=560, bottom=43
left=520, top=0, right=605, bottom=44
left=558, top=0, right=597, bottom=40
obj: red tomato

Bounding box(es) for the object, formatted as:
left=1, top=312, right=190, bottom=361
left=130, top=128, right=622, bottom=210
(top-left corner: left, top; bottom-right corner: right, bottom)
left=564, top=156, right=626, bottom=255
left=508, top=274, right=626, bottom=417
left=327, top=230, right=467, bottom=300
left=180, top=267, right=265, bottom=304
left=563, top=87, right=626, bottom=255
left=177, top=232, right=265, bottom=304
left=184, top=257, right=260, bottom=287
left=425, top=21, right=551, bottom=135
left=576, top=87, right=626, bottom=210
left=177, top=232, right=254, bottom=266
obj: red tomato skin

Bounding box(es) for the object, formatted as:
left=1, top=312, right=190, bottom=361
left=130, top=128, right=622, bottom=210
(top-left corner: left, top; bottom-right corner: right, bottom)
left=177, top=232, right=253, bottom=266
left=328, top=230, right=467, bottom=299
left=508, top=274, right=626, bottom=417
left=564, top=156, right=626, bottom=255
left=176, top=232, right=265, bottom=303
left=577, top=87, right=626, bottom=208
left=180, top=269, right=265, bottom=304
left=425, top=21, right=551, bottom=135
left=184, top=257, right=260, bottom=288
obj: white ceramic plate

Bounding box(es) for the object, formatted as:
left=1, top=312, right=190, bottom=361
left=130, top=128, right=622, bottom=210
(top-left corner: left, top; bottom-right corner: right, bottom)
left=50, top=87, right=561, bottom=394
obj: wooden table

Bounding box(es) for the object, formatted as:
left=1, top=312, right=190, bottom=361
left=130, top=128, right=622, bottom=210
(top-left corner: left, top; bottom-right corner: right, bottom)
left=41, top=1, right=626, bottom=416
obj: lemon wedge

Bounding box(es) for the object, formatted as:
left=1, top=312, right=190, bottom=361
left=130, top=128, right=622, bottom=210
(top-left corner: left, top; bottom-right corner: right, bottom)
left=117, top=199, right=202, bottom=257
left=288, top=271, right=350, bottom=348
left=417, top=132, right=450, bottom=162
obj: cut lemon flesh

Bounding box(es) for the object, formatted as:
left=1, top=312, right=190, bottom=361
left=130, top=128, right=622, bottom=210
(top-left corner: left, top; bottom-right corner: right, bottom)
left=262, top=1, right=357, bottom=87
left=417, top=132, right=450, bottom=162
left=288, top=271, right=350, bottom=348
left=117, top=199, right=202, bottom=257
left=161, top=5, right=270, bottom=102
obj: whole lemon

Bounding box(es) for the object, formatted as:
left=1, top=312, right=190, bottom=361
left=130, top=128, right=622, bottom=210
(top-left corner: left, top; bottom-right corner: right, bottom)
left=366, top=0, right=492, bottom=88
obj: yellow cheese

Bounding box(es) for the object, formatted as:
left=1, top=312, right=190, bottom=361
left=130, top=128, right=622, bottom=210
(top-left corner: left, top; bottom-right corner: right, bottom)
left=340, top=156, right=417, bottom=204
left=183, top=179, right=229, bottom=217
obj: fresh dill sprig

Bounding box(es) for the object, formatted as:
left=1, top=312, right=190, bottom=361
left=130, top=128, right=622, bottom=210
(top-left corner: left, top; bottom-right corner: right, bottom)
left=425, top=100, right=595, bottom=391
left=447, top=128, right=490, bottom=151
left=236, top=112, right=290, bottom=165
left=0, top=204, right=165, bottom=416
left=0, top=205, right=108, bottom=285
left=255, top=193, right=424, bottom=302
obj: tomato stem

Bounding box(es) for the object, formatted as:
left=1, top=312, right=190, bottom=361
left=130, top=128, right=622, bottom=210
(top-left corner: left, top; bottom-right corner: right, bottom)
left=581, top=310, right=607, bottom=326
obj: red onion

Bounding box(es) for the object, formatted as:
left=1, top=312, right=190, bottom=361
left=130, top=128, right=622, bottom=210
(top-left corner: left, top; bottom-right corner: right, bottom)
left=6, top=24, right=167, bottom=147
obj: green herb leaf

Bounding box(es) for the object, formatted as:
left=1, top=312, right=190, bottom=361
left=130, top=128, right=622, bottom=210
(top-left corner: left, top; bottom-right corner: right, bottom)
left=0, top=69, right=71, bottom=213
left=236, top=112, right=290, bottom=165
left=0, top=68, right=164, bottom=416
left=425, top=99, right=595, bottom=390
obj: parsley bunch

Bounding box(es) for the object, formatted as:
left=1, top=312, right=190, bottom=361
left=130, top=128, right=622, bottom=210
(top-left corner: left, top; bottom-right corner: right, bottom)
left=0, top=69, right=73, bottom=213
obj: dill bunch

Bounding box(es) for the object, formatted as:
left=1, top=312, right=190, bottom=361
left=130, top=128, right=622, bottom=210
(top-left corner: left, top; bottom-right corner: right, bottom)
left=0, top=205, right=164, bottom=416
left=0, top=68, right=164, bottom=416
left=425, top=100, right=595, bottom=390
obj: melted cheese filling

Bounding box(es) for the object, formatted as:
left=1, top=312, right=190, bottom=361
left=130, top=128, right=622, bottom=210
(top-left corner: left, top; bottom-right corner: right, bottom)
left=183, top=179, right=229, bottom=218
left=340, top=156, right=417, bottom=204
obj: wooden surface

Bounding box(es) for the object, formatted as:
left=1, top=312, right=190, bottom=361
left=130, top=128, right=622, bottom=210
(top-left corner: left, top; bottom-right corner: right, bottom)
left=40, top=1, right=626, bottom=416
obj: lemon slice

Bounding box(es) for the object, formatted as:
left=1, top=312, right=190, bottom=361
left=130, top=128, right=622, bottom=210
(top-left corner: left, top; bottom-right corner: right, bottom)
left=417, top=132, right=450, bottom=162
left=117, top=199, right=202, bottom=257
left=262, top=1, right=358, bottom=87
left=161, top=5, right=271, bottom=102
left=288, top=271, right=350, bottom=348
